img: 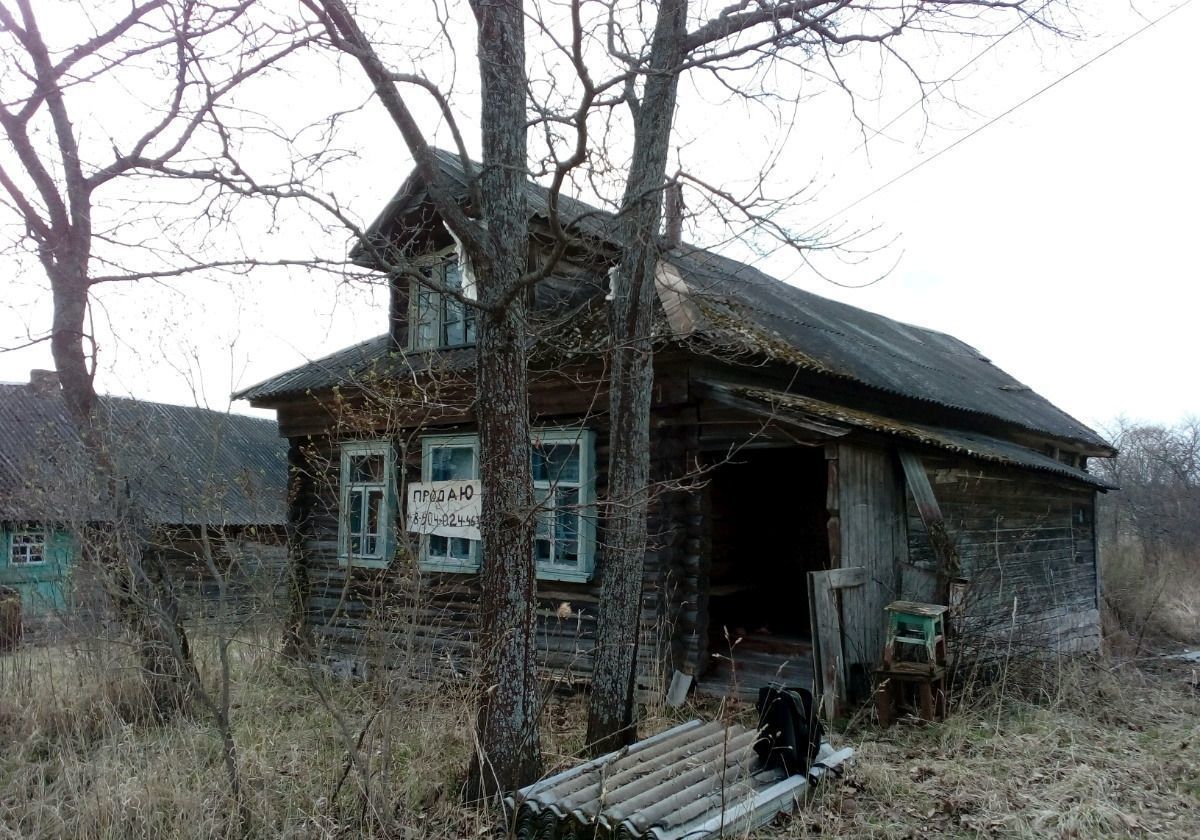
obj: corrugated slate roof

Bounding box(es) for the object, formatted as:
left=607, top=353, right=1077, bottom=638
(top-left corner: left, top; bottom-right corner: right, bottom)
left=234, top=335, right=476, bottom=402
left=351, top=148, right=620, bottom=266
left=241, top=151, right=1110, bottom=452
left=0, top=383, right=286, bottom=526
left=673, top=248, right=1108, bottom=449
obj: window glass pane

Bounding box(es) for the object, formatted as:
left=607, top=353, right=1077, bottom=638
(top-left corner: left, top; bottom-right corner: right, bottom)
left=429, top=534, right=448, bottom=557
left=450, top=538, right=474, bottom=561
left=12, top=532, right=44, bottom=564
left=366, top=488, right=384, bottom=550
left=443, top=261, right=463, bottom=292
left=535, top=538, right=552, bottom=562
left=443, top=296, right=466, bottom=346
left=555, top=487, right=579, bottom=565
left=536, top=510, right=553, bottom=542
left=348, top=488, right=363, bottom=534
left=533, top=443, right=580, bottom=484
left=350, top=453, right=385, bottom=483
left=416, top=288, right=437, bottom=348
left=431, top=445, right=475, bottom=480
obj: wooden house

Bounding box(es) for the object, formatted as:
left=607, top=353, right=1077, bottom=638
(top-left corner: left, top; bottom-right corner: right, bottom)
left=0, top=373, right=288, bottom=630
left=238, top=151, right=1113, bottom=706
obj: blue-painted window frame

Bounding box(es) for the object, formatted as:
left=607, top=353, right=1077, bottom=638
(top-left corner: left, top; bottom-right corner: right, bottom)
left=337, top=440, right=397, bottom=569
left=418, top=433, right=481, bottom=574
left=415, top=429, right=597, bottom=582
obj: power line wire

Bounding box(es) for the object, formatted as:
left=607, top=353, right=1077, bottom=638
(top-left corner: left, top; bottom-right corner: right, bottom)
left=806, top=0, right=1196, bottom=235
left=848, top=17, right=1024, bottom=158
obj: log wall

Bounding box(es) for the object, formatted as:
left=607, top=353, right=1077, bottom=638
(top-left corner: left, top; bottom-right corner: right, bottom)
left=283, top=393, right=692, bottom=700
left=904, top=454, right=1101, bottom=655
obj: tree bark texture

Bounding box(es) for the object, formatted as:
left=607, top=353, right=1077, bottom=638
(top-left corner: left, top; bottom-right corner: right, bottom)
left=91, top=491, right=197, bottom=716
left=464, top=0, right=543, bottom=800
left=46, top=227, right=196, bottom=717
left=282, top=440, right=316, bottom=659
left=586, top=0, right=689, bottom=755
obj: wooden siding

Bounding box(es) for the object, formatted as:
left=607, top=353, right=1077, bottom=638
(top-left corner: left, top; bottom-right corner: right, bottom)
left=286, top=405, right=688, bottom=700
left=275, top=352, right=1106, bottom=705
left=0, top=525, right=73, bottom=616
left=903, top=454, right=1100, bottom=655
left=160, top=527, right=289, bottom=621
left=832, top=443, right=906, bottom=692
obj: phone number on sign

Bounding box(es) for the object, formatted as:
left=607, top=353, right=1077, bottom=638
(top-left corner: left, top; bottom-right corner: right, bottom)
left=408, top=511, right=481, bottom=529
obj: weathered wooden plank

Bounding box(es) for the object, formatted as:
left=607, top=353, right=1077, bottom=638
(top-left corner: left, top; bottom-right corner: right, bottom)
left=826, top=566, right=866, bottom=589
left=836, top=444, right=904, bottom=691
left=899, top=449, right=961, bottom=599
left=903, top=451, right=1100, bottom=656
left=808, top=570, right=843, bottom=720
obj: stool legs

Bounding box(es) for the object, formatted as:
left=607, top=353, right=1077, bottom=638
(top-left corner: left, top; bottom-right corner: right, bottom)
left=918, top=681, right=934, bottom=721
left=874, top=672, right=946, bottom=725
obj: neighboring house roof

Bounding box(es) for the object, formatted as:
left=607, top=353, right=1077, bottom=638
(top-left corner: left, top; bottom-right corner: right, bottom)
left=0, top=380, right=287, bottom=527
left=238, top=150, right=1110, bottom=456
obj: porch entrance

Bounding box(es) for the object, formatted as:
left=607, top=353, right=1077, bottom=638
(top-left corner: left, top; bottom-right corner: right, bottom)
left=698, top=446, right=830, bottom=701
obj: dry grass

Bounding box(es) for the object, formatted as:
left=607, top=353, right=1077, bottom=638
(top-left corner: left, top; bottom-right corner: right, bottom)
left=761, top=658, right=1200, bottom=839
left=1101, top=540, right=1200, bottom=652
left=0, top=633, right=490, bottom=839
left=3, top=634, right=1199, bottom=840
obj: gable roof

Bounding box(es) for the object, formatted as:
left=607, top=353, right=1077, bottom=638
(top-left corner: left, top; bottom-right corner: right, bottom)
left=239, top=150, right=1110, bottom=454
left=0, top=381, right=287, bottom=526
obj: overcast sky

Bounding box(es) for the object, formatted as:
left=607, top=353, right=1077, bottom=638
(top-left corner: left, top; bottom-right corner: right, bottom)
left=1, top=0, right=1196, bottom=433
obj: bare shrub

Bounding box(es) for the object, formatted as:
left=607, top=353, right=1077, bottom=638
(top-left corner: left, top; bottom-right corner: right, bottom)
left=1096, top=417, right=1200, bottom=649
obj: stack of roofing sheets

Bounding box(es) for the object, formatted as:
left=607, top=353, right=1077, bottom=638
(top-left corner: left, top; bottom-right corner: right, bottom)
left=505, top=719, right=851, bottom=839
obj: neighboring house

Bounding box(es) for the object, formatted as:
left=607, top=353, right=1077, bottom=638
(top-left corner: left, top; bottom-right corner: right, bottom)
left=0, top=373, right=288, bottom=627
left=238, top=150, right=1113, bottom=707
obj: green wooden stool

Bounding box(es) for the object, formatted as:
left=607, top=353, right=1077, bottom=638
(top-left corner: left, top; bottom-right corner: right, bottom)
left=882, top=600, right=948, bottom=672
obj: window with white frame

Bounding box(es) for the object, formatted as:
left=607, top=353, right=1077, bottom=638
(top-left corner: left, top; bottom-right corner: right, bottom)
left=412, top=258, right=476, bottom=349
left=338, top=441, right=395, bottom=567
left=416, top=429, right=596, bottom=581
left=420, top=434, right=480, bottom=571
left=532, top=430, right=596, bottom=579
left=10, top=529, right=46, bottom=565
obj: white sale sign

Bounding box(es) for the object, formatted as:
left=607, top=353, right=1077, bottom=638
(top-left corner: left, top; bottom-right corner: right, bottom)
left=406, top=480, right=482, bottom=540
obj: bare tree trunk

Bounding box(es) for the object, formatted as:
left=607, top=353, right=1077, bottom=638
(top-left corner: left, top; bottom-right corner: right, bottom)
left=464, top=0, right=542, bottom=800
left=47, top=245, right=197, bottom=715
left=282, top=440, right=315, bottom=659
left=586, top=0, right=689, bottom=755
left=100, top=509, right=197, bottom=716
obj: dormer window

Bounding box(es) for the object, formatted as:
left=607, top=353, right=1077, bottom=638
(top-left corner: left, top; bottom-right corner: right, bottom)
left=412, top=258, right=476, bottom=349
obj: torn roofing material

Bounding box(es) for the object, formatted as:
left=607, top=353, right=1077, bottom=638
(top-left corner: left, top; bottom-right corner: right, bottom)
left=0, top=383, right=287, bottom=526
left=242, top=149, right=1109, bottom=453
left=702, top=382, right=1113, bottom=489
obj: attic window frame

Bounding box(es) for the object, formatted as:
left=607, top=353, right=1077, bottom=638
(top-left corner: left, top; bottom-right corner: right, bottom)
left=409, top=248, right=476, bottom=350
left=9, top=527, right=47, bottom=566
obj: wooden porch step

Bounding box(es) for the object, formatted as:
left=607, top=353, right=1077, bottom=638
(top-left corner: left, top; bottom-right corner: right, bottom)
left=696, top=649, right=816, bottom=703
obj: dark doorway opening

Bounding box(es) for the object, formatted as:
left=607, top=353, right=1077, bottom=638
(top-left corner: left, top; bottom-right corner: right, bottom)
left=699, top=446, right=829, bottom=699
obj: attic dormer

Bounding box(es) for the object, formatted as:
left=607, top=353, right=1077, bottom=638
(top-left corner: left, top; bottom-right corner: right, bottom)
left=409, top=249, right=475, bottom=349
